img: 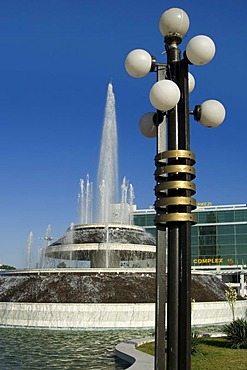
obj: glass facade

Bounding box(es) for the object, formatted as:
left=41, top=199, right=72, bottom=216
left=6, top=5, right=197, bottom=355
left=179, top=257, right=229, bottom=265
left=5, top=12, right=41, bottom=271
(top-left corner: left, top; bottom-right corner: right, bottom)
left=133, top=204, right=247, bottom=266
left=133, top=211, right=156, bottom=239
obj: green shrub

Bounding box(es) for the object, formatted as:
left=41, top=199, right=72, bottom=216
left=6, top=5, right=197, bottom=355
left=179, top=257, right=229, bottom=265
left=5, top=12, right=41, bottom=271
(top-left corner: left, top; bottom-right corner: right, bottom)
left=223, top=318, right=247, bottom=349
left=191, top=331, right=203, bottom=355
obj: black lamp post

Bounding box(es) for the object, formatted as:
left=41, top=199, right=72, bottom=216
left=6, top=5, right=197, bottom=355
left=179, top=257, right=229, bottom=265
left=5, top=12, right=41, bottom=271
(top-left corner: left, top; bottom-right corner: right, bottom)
left=125, top=7, right=225, bottom=370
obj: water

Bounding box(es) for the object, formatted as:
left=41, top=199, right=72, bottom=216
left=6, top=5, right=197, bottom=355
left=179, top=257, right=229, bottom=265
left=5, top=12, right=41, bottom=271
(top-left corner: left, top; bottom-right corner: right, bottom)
left=38, top=225, right=54, bottom=269
left=26, top=232, right=34, bottom=269
left=0, top=328, right=153, bottom=369
left=78, top=175, right=93, bottom=224
left=78, top=83, right=135, bottom=227
left=97, top=82, right=118, bottom=224
left=76, top=83, right=135, bottom=227
left=128, top=184, right=135, bottom=225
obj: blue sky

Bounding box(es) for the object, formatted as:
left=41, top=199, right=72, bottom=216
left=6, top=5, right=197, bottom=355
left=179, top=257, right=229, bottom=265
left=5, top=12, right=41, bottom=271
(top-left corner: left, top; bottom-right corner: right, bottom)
left=0, top=0, right=246, bottom=268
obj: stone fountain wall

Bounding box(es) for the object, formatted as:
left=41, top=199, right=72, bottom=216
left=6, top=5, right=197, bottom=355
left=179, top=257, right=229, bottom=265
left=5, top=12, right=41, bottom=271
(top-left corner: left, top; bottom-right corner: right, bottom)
left=0, top=301, right=246, bottom=329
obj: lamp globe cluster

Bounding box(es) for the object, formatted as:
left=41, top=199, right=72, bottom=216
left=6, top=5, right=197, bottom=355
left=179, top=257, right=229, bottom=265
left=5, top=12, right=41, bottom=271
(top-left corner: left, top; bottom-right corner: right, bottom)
left=125, top=7, right=226, bottom=137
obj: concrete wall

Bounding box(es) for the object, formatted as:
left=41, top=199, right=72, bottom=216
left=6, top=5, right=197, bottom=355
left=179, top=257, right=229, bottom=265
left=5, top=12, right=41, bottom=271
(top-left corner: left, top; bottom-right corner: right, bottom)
left=0, top=301, right=246, bottom=329
left=192, top=301, right=247, bottom=326
left=0, top=302, right=155, bottom=329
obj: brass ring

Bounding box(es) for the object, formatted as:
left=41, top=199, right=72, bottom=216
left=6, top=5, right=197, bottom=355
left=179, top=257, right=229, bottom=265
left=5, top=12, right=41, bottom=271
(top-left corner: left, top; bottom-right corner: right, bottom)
left=155, top=165, right=196, bottom=178
left=155, top=150, right=196, bottom=164
left=155, top=197, right=197, bottom=208
left=155, top=213, right=197, bottom=224
left=155, top=181, right=196, bottom=193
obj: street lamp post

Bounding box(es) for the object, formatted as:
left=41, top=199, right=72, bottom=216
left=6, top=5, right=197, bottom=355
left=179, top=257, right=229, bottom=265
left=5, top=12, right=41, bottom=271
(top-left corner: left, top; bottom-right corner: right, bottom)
left=125, top=7, right=225, bottom=370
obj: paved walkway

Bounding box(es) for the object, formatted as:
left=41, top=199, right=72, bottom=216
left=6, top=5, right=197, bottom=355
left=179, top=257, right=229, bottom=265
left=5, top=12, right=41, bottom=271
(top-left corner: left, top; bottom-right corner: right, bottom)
left=115, top=337, right=154, bottom=370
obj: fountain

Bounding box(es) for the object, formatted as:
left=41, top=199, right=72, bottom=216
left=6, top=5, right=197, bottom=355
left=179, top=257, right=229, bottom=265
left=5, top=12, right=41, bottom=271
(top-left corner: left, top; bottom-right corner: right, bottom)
left=0, top=82, right=240, bottom=331
left=44, top=82, right=156, bottom=269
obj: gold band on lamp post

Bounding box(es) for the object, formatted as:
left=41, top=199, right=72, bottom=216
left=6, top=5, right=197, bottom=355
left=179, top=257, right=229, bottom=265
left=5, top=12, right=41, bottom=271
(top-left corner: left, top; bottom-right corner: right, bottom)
left=155, top=213, right=197, bottom=224
left=155, top=149, right=196, bottom=164
left=155, top=180, right=196, bottom=194
left=155, top=196, right=197, bottom=208
left=155, top=164, right=196, bottom=178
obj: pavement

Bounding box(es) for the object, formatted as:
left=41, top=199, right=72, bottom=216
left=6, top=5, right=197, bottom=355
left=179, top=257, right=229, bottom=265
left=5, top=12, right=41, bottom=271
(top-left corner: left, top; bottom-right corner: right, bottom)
left=115, top=337, right=154, bottom=370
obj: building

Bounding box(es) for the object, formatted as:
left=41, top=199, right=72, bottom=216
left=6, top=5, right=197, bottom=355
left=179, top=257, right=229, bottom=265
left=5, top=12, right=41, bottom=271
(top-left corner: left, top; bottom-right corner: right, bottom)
left=133, top=203, right=247, bottom=296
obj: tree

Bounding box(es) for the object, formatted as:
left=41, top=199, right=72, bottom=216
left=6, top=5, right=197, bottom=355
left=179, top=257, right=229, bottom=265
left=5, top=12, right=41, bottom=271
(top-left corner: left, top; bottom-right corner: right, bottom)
left=225, top=284, right=237, bottom=321
left=0, top=264, right=16, bottom=270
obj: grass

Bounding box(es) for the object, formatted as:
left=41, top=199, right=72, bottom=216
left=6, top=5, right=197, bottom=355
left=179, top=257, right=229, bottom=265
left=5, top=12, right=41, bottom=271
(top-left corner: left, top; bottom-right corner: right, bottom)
left=138, top=337, right=247, bottom=369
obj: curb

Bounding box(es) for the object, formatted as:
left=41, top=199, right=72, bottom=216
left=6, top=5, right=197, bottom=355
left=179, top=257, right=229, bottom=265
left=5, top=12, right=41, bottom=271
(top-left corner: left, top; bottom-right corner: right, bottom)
left=115, top=337, right=154, bottom=370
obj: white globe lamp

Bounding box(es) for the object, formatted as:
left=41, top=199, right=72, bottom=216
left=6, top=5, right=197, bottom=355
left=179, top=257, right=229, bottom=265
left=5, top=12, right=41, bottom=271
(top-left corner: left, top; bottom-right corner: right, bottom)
left=186, top=35, right=216, bottom=65
left=199, top=100, right=226, bottom=128
left=188, top=72, right=195, bottom=93
left=125, top=49, right=154, bottom=78
left=159, top=8, right=190, bottom=38
left=139, top=112, right=157, bottom=138
left=149, top=80, right=180, bottom=111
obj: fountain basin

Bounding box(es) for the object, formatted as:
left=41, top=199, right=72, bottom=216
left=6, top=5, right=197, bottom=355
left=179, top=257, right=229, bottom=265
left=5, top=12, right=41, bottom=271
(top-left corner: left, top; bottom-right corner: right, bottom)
left=1, top=269, right=246, bottom=329
left=0, top=268, right=238, bottom=303
left=46, top=224, right=156, bottom=268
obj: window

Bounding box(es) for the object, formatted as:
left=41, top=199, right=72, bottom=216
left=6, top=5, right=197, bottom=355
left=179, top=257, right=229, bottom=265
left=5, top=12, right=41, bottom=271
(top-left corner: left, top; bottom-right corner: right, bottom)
left=217, top=225, right=234, bottom=235
left=234, top=210, right=247, bottom=222
left=217, top=211, right=234, bottom=223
